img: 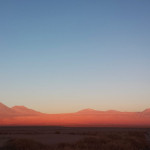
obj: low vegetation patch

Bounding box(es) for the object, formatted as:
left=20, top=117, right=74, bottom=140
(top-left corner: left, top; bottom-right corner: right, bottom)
left=1, top=131, right=149, bottom=150
left=2, top=138, right=49, bottom=150
left=55, top=131, right=149, bottom=150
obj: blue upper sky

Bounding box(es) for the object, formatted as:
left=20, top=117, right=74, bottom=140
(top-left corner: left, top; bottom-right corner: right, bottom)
left=0, top=0, right=150, bottom=113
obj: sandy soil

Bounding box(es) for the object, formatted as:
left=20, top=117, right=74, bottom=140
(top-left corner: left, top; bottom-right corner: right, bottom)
left=0, top=126, right=150, bottom=148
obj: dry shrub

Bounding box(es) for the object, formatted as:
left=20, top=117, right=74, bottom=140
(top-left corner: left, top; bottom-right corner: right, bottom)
left=54, top=131, right=61, bottom=134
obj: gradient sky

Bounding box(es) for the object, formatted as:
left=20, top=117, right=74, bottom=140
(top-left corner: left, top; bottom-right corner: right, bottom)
left=0, top=0, right=150, bottom=113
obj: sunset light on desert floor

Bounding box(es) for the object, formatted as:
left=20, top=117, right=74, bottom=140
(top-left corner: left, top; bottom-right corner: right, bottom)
left=0, top=0, right=150, bottom=149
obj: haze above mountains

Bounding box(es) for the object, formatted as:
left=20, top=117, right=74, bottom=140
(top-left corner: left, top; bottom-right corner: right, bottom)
left=0, top=102, right=150, bottom=127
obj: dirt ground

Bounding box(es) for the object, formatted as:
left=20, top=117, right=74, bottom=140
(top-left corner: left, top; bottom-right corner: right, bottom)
left=0, top=126, right=150, bottom=149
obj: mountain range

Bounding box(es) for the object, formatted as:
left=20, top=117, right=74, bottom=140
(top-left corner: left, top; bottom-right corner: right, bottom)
left=0, top=102, right=150, bottom=127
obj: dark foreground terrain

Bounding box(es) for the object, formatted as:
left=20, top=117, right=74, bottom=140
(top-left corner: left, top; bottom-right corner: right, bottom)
left=0, top=126, right=150, bottom=150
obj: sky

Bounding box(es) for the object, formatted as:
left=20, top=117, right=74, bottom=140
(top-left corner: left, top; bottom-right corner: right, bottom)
left=0, top=0, right=150, bottom=113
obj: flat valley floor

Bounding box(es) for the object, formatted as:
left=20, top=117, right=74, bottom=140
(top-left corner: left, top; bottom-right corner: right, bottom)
left=0, top=126, right=150, bottom=150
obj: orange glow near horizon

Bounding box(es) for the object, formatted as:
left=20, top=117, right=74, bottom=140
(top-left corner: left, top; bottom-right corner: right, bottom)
left=1, top=113, right=150, bottom=127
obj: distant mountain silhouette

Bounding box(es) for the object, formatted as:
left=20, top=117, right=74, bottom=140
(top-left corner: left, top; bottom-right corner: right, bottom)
left=0, top=102, right=17, bottom=117
left=12, top=106, right=43, bottom=116
left=142, top=108, right=150, bottom=114
left=77, top=108, right=101, bottom=114
left=77, top=108, right=123, bottom=114
left=0, top=102, right=43, bottom=118
left=0, top=102, right=150, bottom=127
left=105, top=110, right=121, bottom=113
